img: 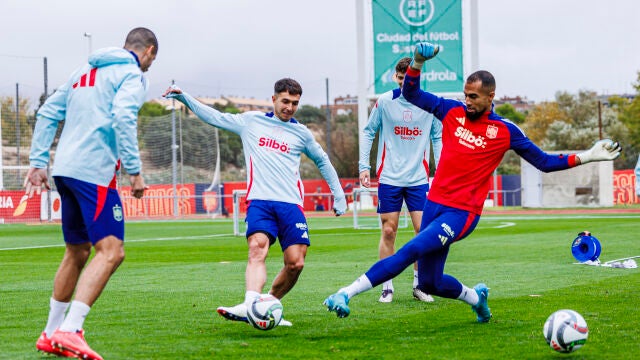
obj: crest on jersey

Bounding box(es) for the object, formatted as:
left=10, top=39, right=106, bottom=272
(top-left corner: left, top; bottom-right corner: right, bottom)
left=270, top=126, right=286, bottom=139
left=486, top=124, right=498, bottom=139
left=113, top=204, right=123, bottom=222
left=403, top=110, right=412, bottom=122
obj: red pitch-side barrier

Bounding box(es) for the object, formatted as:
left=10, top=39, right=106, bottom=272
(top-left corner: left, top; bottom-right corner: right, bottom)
left=1, top=171, right=637, bottom=223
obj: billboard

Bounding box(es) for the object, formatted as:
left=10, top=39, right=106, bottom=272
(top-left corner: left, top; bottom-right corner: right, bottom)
left=372, top=0, right=463, bottom=94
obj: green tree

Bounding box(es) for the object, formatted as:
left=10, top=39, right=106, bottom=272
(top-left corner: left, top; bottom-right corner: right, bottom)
left=522, top=101, right=570, bottom=144
left=612, top=72, right=640, bottom=168
left=616, top=72, right=640, bottom=146
left=138, top=101, right=171, bottom=131
left=140, top=101, right=172, bottom=117
left=329, top=113, right=359, bottom=177
left=295, top=105, right=326, bottom=125
left=1, top=97, right=35, bottom=166
left=210, top=102, right=245, bottom=177
left=533, top=90, right=631, bottom=169
left=495, top=103, right=525, bottom=124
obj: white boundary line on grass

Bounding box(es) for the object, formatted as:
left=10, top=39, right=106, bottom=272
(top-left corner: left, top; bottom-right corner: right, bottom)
left=3, top=223, right=515, bottom=251
left=0, top=233, right=234, bottom=251
left=3, top=213, right=639, bottom=251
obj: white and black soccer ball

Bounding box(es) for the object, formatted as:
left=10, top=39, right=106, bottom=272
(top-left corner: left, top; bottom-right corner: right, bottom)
left=543, top=309, right=588, bottom=353
left=247, top=294, right=283, bottom=331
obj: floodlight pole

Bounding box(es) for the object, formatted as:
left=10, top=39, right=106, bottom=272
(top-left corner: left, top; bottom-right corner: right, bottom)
left=44, top=56, right=51, bottom=221
left=171, top=79, right=178, bottom=217
left=325, top=78, right=331, bottom=160
left=356, top=0, right=369, bottom=173
left=0, top=106, right=3, bottom=190
left=84, top=32, right=93, bottom=56
left=15, top=84, right=20, bottom=178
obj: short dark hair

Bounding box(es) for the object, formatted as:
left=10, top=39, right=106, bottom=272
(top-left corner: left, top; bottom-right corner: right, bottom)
left=396, top=57, right=412, bottom=73
left=466, top=70, right=495, bottom=93
left=274, top=78, right=303, bottom=96
left=124, top=27, right=158, bottom=55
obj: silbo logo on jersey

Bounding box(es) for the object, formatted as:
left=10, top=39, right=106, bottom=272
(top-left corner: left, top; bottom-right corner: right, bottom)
left=258, top=137, right=291, bottom=154
left=454, top=126, right=487, bottom=149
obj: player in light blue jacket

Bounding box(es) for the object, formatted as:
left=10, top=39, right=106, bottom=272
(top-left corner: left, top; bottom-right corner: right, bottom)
left=26, top=27, right=158, bottom=360
left=164, top=78, right=347, bottom=327
left=359, top=57, right=442, bottom=303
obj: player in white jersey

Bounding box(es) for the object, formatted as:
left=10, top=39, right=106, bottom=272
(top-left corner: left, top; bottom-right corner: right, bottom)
left=26, top=28, right=158, bottom=360
left=359, top=57, right=442, bottom=303
left=163, top=78, right=347, bottom=327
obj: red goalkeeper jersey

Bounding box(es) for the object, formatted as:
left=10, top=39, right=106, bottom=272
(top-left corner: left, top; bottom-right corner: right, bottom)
left=403, top=67, right=578, bottom=215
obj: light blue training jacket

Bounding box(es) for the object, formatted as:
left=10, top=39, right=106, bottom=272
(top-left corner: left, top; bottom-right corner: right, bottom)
left=29, top=47, right=147, bottom=187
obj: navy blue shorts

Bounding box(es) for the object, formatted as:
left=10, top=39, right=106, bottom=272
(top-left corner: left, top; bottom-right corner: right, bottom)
left=54, top=176, right=124, bottom=245
left=365, top=200, right=480, bottom=299
left=377, top=183, right=429, bottom=213
left=245, top=200, right=310, bottom=251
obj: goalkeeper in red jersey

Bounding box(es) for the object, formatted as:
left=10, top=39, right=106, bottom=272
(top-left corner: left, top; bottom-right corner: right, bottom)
left=324, top=42, right=621, bottom=323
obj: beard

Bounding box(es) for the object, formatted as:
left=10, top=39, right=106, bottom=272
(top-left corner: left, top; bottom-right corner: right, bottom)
left=465, top=109, right=484, bottom=120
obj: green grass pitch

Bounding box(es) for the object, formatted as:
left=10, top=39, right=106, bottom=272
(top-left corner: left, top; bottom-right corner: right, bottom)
left=1, top=214, right=639, bottom=359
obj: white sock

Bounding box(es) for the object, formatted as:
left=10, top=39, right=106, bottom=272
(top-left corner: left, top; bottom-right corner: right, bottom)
left=382, top=280, right=394, bottom=292
left=339, top=275, right=373, bottom=299
left=413, top=270, right=419, bottom=288
left=457, top=285, right=479, bottom=306
left=59, top=300, right=90, bottom=333
left=244, top=291, right=260, bottom=307
left=44, top=298, right=70, bottom=337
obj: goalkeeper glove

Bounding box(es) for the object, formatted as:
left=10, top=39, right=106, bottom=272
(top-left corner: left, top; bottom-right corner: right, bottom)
left=410, top=42, right=440, bottom=71
left=576, top=139, right=621, bottom=164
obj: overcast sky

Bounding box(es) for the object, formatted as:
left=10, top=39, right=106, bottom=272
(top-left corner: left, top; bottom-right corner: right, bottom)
left=1, top=0, right=639, bottom=108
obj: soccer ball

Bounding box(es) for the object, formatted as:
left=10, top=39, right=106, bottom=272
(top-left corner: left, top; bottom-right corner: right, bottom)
left=247, top=294, right=283, bottom=331
left=543, top=309, right=588, bottom=353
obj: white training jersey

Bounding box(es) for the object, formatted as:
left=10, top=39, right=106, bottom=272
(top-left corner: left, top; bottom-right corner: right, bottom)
left=169, top=91, right=346, bottom=207
left=359, top=88, right=442, bottom=187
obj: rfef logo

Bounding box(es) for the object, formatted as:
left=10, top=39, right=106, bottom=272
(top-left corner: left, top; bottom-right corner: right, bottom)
left=399, top=0, right=434, bottom=26
left=486, top=124, right=499, bottom=139
left=258, top=137, right=291, bottom=153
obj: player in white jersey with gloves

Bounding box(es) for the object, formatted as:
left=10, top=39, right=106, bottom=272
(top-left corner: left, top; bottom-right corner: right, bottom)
left=360, top=57, right=442, bottom=303
left=164, top=78, right=347, bottom=327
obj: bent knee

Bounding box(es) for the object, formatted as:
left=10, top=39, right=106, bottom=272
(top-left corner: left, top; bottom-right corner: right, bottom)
left=102, top=247, right=125, bottom=265
left=285, top=260, right=305, bottom=274
left=381, top=225, right=397, bottom=240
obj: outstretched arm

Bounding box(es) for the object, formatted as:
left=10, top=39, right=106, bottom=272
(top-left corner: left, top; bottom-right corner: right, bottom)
left=163, top=85, right=245, bottom=134
left=512, top=125, right=621, bottom=172
left=402, top=42, right=458, bottom=120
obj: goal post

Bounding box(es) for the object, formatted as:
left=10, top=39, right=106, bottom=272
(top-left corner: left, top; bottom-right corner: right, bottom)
left=231, top=187, right=410, bottom=235
left=232, top=189, right=247, bottom=236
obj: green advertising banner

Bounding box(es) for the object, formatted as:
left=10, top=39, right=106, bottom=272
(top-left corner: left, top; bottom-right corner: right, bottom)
left=372, top=0, right=463, bottom=94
